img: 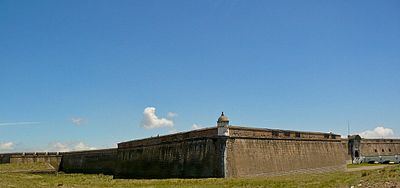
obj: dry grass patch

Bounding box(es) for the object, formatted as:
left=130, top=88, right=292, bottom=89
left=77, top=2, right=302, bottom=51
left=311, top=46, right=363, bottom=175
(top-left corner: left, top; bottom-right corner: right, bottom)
left=0, top=162, right=52, bottom=172
left=0, top=163, right=399, bottom=188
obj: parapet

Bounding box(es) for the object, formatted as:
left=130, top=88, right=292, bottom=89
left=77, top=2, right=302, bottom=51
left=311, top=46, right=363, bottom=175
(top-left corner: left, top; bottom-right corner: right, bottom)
left=118, top=126, right=342, bottom=149
left=228, top=126, right=341, bottom=141
left=60, top=148, right=117, bottom=155
left=360, top=138, right=400, bottom=144
left=118, top=127, right=218, bottom=149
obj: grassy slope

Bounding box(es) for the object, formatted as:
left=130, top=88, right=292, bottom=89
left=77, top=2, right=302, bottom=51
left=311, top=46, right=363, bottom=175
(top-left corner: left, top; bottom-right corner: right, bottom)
left=0, top=163, right=398, bottom=188
left=346, top=163, right=386, bottom=168
left=0, top=162, right=52, bottom=172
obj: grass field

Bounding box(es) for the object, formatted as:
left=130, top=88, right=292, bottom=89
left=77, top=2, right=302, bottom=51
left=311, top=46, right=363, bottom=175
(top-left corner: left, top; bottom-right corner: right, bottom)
left=0, top=162, right=52, bottom=172
left=0, top=163, right=399, bottom=188
left=346, top=163, right=386, bottom=168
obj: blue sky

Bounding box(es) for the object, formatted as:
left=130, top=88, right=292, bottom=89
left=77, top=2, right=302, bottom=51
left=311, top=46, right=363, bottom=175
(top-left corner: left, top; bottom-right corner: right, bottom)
left=1, top=0, right=399, bottom=152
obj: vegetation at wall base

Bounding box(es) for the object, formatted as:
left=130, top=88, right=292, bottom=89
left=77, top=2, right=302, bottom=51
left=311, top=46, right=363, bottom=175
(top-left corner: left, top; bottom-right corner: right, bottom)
left=0, top=163, right=399, bottom=188
left=346, top=163, right=386, bottom=168
left=0, top=162, right=52, bottom=172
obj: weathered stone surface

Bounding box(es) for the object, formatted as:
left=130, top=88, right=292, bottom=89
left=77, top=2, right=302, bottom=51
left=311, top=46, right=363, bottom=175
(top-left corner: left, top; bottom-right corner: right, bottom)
left=118, top=128, right=218, bottom=149
left=114, top=126, right=345, bottom=178
left=0, top=153, right=21, bottom=164
left=228, top=126, right=341, bottom=140
left=8, top=126, right=400, bottom=178
left=225, top=138, right=346, bottom=177
left=8, top=153, right=62, bottom=170
left=59, top=149, right=117, bottom=175
left=115, top=137, right=226, bottom=178
left=359, top=139, right=400, bottom=157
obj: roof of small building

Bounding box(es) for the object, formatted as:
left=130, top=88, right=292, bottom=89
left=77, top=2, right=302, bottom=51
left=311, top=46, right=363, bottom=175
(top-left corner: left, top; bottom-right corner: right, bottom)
left=217, top=112, right=229, bottom=122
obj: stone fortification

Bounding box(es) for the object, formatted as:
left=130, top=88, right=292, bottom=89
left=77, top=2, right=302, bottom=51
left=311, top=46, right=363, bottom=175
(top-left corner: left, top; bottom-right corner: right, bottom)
left=225, top=138, right=345, bottom=177
left=116, top=128, right=225, bottom=178
left=0, top=149, right=117, bottom=174
left=359, top=139, right=400, bottom=157
left=115, top=118, right=346, bottom=178
left=59, top=148, right=117, bottom=175
left=0, top=153, right=23, bottom=164
left=228, top=126, right=341, bottom=140
left=347, top=136, right=400, bottom=164
left=341, top=138, right=352, bottom=164
left=225, top=126, right=345, bottom=177
left=118, top=128, right=218, bottom=149
left=9, top=152, right=62, bottom=170
left=358, top=139, right=400, bottom=164
left=9, top=114, right=400, bottom=178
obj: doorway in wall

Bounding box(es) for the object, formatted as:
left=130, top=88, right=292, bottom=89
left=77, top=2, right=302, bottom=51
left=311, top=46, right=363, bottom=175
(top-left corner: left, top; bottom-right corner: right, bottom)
left=354, top=150, right=359, bottom=158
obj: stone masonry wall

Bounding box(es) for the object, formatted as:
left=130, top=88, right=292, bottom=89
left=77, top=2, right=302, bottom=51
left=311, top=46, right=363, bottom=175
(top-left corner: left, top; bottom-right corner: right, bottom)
left=0, top=153, right=23, bottom=164
left=341, top=139, right=352, bottom=163
left=360, top=139, right=400, bottom=157
left=118, top=128, right=217, bottom=149
left=228, top=126, right=341, bottom=140
left=59, top=148, right=117, bottom=175
left=1, top=126, right=351, bottom=178
left=10, top=153, right=62, bottom=171
left=115, top=137, right=226, bottom=179
left=225, top=138, right=346, bottom=177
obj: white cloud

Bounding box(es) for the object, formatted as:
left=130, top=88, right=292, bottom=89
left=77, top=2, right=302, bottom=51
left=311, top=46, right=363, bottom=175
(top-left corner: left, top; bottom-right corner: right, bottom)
left=168, top=128, right=178, bottom=134
left=71, top=117, right=84, bottom=125
left=51, top=142, right=69, bottom=152
left=0, top=142, right=14, bottom=151
left=73, top=142, right=97, bottom=151
left=191, top=123, right=202, bottom=130
left=48, top=142, right=96, bottom=152
left=167, top=112, right=178, bottom=117
left=0, top=122, right=40, bottom=126
left=358, top=126, right=395, bottom=138
left=141, top=107, right=174, bottom=129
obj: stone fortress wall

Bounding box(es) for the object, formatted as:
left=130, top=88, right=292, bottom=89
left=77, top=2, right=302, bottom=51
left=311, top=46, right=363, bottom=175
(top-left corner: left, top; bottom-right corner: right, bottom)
left=59, top=148, right=117, bottom=175
left=0, top=153, right=20, bottom=164
left=225, top=128, right=346, bottom=177
left=116, top=128, right=225, bottom=178
left=359, top=139, right=400, bottom=157
left=341, top=138, right=352, bottom=164
left=1, top=113, right=399, bottom=178
left=0, top=152, right=62, bottom=171
left=347, top=135, right=400, bottom=164
left=114, top=124, right=346, bottom=178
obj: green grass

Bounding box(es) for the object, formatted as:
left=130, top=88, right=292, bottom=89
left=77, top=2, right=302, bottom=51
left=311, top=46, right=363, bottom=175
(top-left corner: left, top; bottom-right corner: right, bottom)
left=346, top=163, right=385, bottom=168
left=0, top=163, right=399, bottom=188
left=0, top=162, right=52, bottom=172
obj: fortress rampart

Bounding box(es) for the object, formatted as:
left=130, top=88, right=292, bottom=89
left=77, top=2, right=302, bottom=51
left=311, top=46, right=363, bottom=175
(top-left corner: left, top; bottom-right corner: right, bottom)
left=59, top=148, right=117, bottom=175
left=1, top=113, right=399, bottom=178
left=225, top=135, right=345, bottom=177
left=114, top=122, right=345, bottom=178
left=118, top=127, right=218, bottom=149
left=228, top=126, right=341, bottom=140
left=347, top=135, right=400, bottom=164
left=359, top=139, right=400, bottom=157
left=116, top=128, right=225, bottom=178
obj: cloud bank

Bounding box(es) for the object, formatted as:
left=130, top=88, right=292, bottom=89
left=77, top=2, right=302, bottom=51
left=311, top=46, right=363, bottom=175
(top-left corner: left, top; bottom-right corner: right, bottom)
left=0, top=122, right=40, bottom=126
left=167, top=112, right=178, bottom=117
left=0, top=142, right=14, bottom=151
left=141, top=107, right=174, bottom=129
left=358, top=126, right=395, bottom=138
left=71, top=117, right=84, bottom=125
left=168, top=128, right=178, bottom=134
left=191, top=123, right=202, bottom=130
left=49, top=142, right=96, bottom=152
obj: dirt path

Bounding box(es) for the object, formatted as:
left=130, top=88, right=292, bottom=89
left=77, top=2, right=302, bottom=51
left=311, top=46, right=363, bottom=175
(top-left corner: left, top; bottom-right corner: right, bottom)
left=346, top=165, right=389, bottom=172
